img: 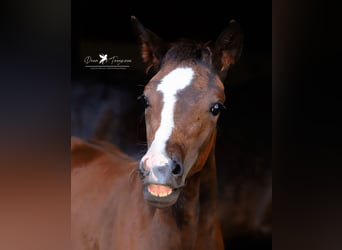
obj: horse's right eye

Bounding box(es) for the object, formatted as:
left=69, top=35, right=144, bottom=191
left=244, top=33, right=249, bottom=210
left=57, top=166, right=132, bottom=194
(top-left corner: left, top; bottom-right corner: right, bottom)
left=138, top=95, right=150, bottom=108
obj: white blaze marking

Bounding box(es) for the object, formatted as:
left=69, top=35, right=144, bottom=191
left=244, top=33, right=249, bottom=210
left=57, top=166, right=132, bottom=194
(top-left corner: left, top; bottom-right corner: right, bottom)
left=145, top=67, right=194, bottom=166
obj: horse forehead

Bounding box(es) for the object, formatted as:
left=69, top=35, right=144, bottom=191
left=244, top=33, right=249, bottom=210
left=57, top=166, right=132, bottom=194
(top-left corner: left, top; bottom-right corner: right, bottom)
left=154, top=65, right=218, bottom=95
left=157, top=67, right=194, bottom=94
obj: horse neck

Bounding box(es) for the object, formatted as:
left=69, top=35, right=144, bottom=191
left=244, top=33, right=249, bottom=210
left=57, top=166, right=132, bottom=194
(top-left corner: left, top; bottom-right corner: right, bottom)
left=180, top=130, right=219, bottom=218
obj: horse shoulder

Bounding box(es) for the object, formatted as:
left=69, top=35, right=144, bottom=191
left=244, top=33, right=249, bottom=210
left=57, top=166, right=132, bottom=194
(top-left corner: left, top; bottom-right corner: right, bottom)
left=71, top=137, right=140, bottom=249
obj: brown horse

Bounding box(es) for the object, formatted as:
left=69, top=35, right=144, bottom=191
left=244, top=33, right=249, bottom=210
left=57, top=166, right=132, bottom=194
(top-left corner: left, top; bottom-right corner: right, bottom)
left=71, top=16, right=243, bottom=250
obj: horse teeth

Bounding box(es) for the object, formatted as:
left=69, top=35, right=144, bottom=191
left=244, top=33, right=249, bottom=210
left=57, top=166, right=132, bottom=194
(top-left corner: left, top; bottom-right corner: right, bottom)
left=147, top=184, right=172, bottom=197
left=149, top=190, right=172, bottom=197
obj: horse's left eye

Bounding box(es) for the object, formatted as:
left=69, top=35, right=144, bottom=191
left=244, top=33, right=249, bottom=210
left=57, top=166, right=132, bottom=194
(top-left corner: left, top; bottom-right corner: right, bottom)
left=210, top=103, right=225, bottom=116
left=138, top=95, right=150, bottom=109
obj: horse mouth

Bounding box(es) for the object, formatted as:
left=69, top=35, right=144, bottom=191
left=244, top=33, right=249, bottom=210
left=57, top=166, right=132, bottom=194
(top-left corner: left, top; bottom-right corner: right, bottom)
left=147, top=184, right=173, bottom=197
left=143, top=184, right=180, bottom=208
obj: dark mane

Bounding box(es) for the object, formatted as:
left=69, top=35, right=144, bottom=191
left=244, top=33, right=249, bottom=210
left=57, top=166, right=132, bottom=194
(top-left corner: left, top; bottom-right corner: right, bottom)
left=161, top=39, right=213, bottom=66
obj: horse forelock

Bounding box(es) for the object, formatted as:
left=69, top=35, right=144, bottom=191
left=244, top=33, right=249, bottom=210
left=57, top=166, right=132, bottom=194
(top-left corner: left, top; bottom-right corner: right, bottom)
left=161, top=40, right=213, bottom=67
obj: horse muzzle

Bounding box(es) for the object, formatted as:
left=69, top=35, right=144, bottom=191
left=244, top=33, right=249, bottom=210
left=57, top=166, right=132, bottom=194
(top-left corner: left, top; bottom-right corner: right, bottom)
left=139, top=158, right=184, bottom=208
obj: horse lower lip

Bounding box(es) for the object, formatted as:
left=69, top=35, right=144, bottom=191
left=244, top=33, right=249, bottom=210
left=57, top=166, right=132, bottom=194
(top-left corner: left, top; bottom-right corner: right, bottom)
left=147, top=184, right=173, bottom=197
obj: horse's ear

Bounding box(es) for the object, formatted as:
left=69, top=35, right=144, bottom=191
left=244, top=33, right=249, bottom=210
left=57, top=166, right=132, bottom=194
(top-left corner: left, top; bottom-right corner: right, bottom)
left=213, top=20, right=244, bottom=81
left=131, top=16, right=168, bottom=74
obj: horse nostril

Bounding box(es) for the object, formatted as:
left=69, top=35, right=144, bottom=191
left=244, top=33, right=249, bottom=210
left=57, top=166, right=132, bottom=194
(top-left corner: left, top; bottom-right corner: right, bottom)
left=171, top=161, right=183, bottom=176
left=139, top=161, right=149, bottom=176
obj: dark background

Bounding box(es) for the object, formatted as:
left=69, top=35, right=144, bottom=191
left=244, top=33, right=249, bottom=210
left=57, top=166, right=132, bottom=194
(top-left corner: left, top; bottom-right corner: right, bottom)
left=71, top=1, right=272, bottom=249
